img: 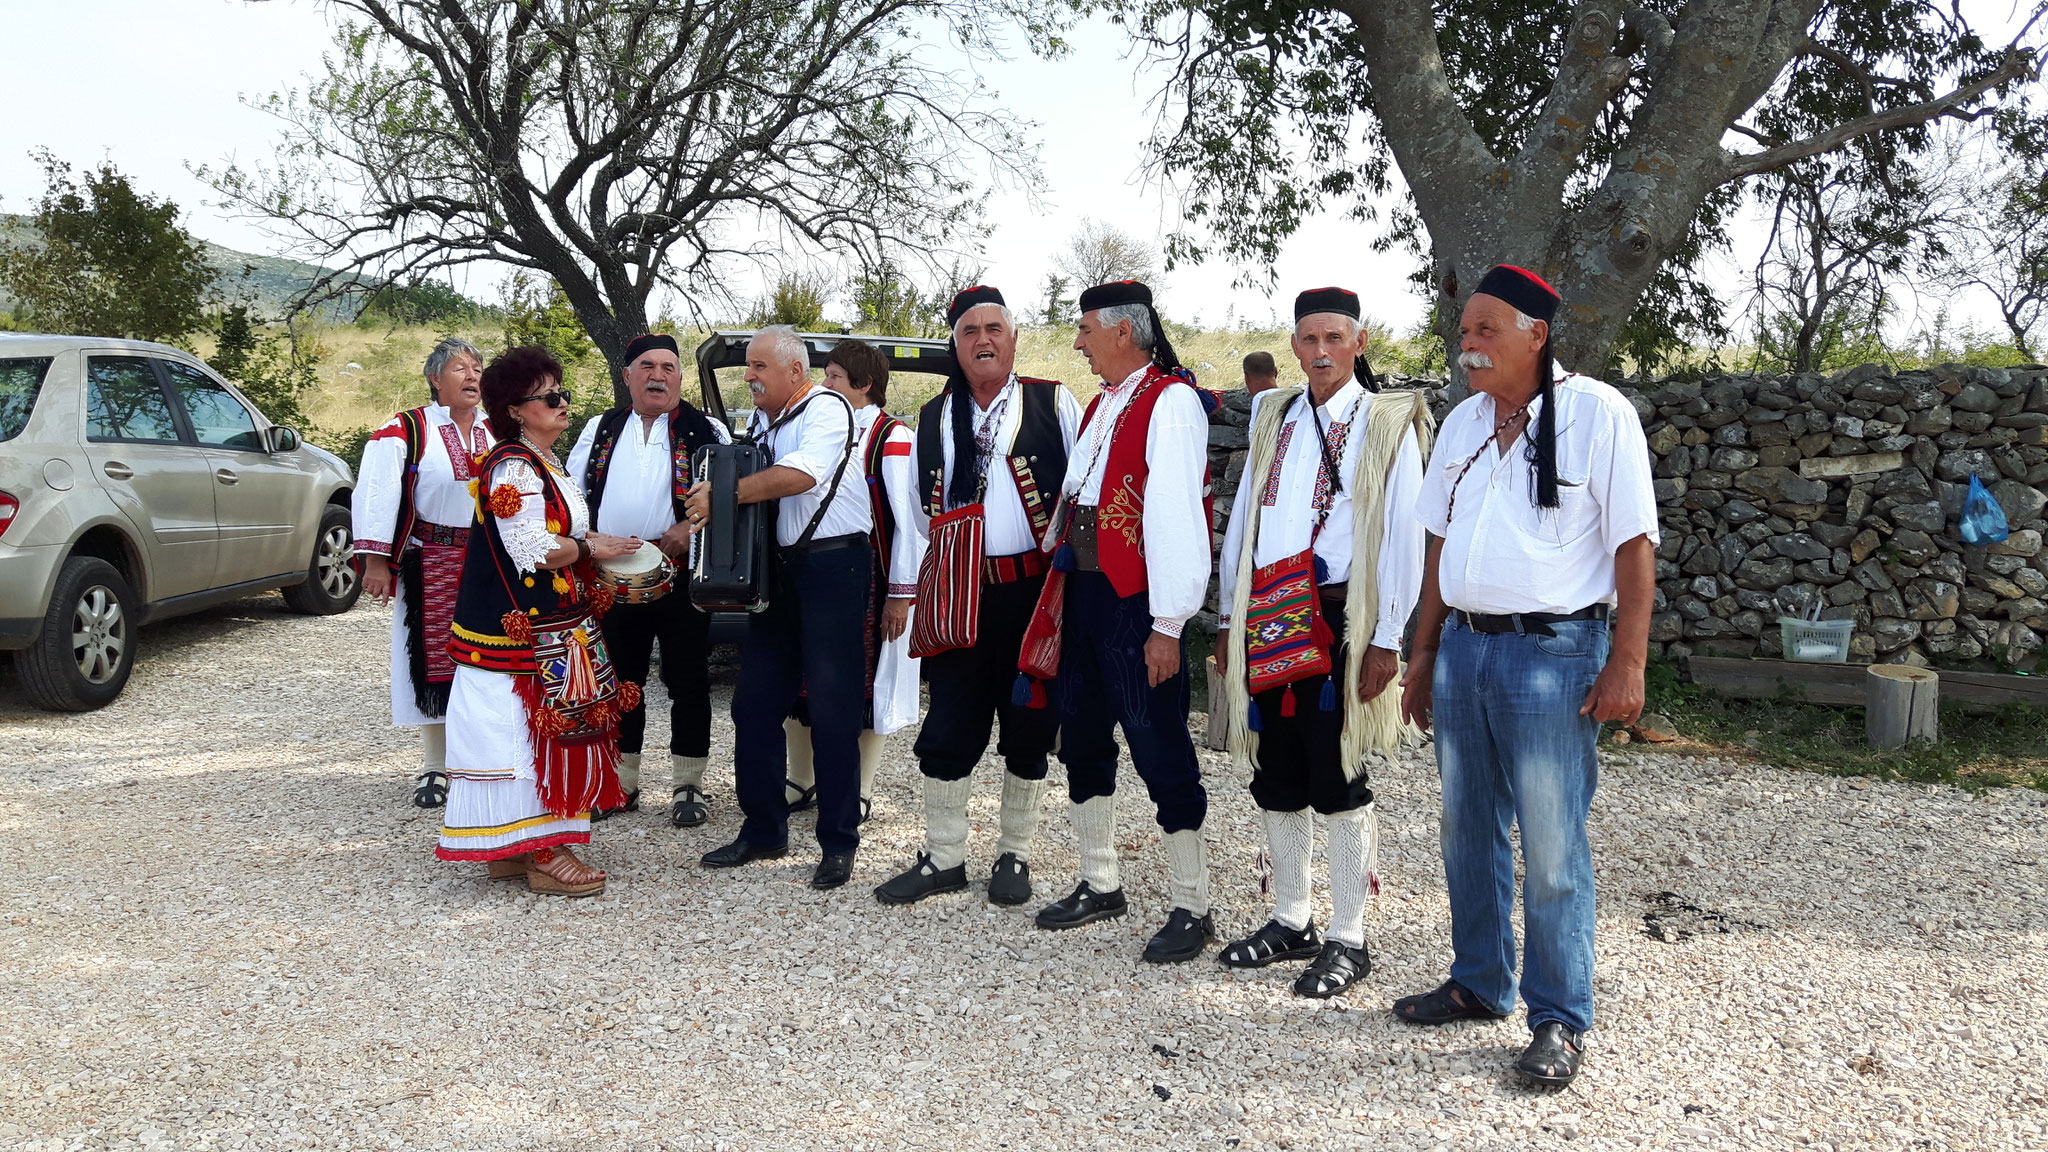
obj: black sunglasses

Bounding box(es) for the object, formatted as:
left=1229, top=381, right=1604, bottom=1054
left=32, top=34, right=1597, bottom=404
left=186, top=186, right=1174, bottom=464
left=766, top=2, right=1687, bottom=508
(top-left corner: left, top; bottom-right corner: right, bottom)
left=517, top=389, right=572, bottom=409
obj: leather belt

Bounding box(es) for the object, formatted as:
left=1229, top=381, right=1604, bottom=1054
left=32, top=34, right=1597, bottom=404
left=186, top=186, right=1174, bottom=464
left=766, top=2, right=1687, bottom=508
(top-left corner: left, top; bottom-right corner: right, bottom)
left=781, top=532, right=866, bottom=558
left=985, top=549, right=1049, bottom=585
left=1069, top=507, right=1103, bottom=573
left=1453, top=605, right=1610, bottom=636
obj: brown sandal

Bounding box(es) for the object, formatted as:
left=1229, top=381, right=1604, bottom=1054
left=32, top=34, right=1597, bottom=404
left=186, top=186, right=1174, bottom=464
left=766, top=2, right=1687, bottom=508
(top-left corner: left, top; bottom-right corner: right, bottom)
left=485, top=855, right=530, bottom=881
left=525, top=846, right=605, bottom=897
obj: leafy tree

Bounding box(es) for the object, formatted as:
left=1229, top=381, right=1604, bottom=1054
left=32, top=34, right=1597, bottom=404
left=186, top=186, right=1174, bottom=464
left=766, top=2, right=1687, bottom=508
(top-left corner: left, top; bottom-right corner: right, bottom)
left=355, top=279, right=484, bottom=328
left=1054, top=219, right=1160, bottom=292
left=1039, top=272, right=1073, bottom=324
left=209, top=304, right=322, bottom=428
left=501, top=272, right=594, bottom=362
left=0, top=152, right=217, bottom=343
left=849, top=262, right=935, bottom=337
left=1945, top=158, right=2048, bottom=360
left=1118, top=0, right=2043, bottom=379
left=748, top=273, right=833, bottom=331
left=201, top=0, right=1063, bottom=402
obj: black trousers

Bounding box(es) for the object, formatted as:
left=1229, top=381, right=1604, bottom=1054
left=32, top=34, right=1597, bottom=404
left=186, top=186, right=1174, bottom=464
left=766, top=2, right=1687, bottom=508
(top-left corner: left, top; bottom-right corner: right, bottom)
left=911, top=573, right=1059, bottom=782
left=1246, top=598, right=1373, bottom=815
left=599, top=592, right=712, bottom=759
left=732, top=540, right=872, bottom=854
left=1055, top=571, right=1206, bottom=834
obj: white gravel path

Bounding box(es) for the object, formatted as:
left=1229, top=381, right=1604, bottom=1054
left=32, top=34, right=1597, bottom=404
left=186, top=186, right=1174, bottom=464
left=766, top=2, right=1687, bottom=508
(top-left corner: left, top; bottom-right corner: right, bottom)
left=1, top=600, right=2044, bottom=1152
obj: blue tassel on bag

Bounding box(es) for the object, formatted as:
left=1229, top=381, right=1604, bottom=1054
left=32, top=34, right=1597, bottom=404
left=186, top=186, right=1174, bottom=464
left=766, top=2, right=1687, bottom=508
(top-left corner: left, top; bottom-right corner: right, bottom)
left=1051, top=542, right=1076, bottom=572
left=1011, top=674, right=1037, bottom=707
left=1247, top=702, right=1263, bottom=733
left=1319, top=679, right=1338, bottom=712
left=1313, top=553, right=1330, bottom=585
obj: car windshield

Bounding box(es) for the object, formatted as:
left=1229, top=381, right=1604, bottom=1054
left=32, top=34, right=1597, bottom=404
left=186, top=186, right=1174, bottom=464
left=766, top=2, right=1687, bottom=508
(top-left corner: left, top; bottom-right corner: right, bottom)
left=0, top=357, right=53, bottom=442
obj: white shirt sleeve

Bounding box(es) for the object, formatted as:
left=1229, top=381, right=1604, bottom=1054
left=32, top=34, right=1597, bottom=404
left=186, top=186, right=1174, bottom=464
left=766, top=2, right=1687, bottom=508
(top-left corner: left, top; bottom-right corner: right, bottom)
left=493, top=459, right=556, bottom=575
left=1590, top=392, right=1662, bottom=553
left=1056, top=385, right=1086, bottom=450
left=353, top=418, right=410, bottom=557
left=565, top=415, right=601, bottom=495
left=883, top=423, right=922, bottom=596
left=1141, top=383, right=1214, bottom=635
left=773, top=393, right=852, bottom=489
left=1372, top=424, right=1427, bottom=651
left=708, top=413, right=733, bottom=445
left=1215, top=390, right=1269, bottom=630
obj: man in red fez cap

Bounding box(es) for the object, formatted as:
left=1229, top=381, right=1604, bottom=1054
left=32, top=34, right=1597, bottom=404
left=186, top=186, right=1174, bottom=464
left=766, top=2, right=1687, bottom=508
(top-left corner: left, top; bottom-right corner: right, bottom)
left=1392, top=265, right=1660, bottom=1086
left=566, top=332, right=731, bottom=826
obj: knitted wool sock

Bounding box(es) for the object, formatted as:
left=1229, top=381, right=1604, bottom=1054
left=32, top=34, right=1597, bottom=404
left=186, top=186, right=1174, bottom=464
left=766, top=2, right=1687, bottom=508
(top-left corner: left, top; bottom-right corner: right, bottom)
left=1263, top=807, right=1315, bottom=932
left=1070, top=794, right=1121, bottom=892
left=1327, top=805, right=1377, bottom=949
left=993, top=772, right=1048, bottom=861
left=857, top=731, right=885, bottom=802
left=783, top=717, right=815, bottom=804
left=923, top=775, right=975, bottom=871
left=1163, top=827, right=1212, bottom=917
left=671, top=754, right=707, bottom=792
left=615, top=751, right=643, bottom=795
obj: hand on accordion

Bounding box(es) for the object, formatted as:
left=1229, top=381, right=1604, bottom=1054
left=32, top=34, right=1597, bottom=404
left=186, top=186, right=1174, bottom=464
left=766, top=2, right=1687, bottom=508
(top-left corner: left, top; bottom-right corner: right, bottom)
left=682, top=480, right=712, bottom=535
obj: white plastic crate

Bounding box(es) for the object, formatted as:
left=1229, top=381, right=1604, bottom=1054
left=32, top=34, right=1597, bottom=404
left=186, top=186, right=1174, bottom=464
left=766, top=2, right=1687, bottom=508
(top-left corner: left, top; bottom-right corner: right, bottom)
left=1779, top=616, right=1854, bottom=663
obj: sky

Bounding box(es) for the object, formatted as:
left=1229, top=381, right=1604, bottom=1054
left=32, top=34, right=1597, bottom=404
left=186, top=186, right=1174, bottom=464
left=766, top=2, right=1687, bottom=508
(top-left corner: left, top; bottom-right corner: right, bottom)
left=0, top=0, right=2022, bottom=343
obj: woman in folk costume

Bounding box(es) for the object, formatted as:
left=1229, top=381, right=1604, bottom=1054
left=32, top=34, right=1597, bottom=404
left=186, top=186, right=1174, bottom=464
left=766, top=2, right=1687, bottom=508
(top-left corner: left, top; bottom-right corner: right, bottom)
left=781, top=338, right=924, bottom=822
left=435, top=347, right=645, bottom=897
left=1215, top=287, right=1431, bottom=998
left=356, top=337, right=493, bottom=809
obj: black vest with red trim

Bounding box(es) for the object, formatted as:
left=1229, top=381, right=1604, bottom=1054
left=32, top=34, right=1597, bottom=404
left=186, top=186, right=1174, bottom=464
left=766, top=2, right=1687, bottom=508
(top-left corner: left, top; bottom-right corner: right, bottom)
left=449, top=441, right=611, bottom=674
left=582, top=402, right=722, bottom=527
left=863, top=410, right=908, bottom=576
left=915, top=378, right=1069, bottom=546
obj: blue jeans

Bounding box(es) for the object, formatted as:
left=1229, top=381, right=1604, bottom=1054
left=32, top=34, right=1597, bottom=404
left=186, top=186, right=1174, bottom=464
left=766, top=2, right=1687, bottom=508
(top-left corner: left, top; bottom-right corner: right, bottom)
left=1432, top=612, right=1606, bottom=1035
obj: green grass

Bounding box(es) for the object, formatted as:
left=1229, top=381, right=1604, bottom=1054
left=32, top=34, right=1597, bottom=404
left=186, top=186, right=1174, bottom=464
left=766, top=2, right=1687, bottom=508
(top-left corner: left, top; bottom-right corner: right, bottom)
left=1640, top=657, right=2048, bottom=792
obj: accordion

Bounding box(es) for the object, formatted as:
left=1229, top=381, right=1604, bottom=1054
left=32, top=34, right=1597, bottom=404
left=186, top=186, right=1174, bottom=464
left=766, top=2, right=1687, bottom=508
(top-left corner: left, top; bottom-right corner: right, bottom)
left=689, top=442, right=773, bottom=613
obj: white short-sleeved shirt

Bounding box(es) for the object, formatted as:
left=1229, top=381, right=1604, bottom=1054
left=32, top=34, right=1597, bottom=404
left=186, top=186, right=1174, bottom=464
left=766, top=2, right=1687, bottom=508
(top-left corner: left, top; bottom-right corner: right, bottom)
left=748, top=386, right=873, bottom=547
left=1415, top=369, right=1659, bottom=615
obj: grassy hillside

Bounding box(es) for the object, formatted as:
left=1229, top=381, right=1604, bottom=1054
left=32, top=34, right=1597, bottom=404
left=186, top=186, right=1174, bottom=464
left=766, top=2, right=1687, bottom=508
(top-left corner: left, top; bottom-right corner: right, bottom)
left=0, top=214, right=349, bottom=319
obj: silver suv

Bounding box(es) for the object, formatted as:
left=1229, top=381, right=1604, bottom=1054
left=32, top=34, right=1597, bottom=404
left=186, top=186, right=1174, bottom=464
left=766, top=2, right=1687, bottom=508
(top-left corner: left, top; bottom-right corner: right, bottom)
left=0, top=334, right=360, bottom=710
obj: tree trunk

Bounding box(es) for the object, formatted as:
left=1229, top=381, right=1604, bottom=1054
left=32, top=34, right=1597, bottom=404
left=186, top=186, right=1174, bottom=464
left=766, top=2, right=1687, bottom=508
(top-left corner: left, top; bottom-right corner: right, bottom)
left=1865, top=664, right=1939, bottom=750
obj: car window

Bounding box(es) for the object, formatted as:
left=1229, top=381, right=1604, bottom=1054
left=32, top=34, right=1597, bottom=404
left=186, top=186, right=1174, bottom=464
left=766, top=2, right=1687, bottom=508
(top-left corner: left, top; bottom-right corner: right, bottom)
left=0, top=357, right=53, bottom=442
left=87, top=357, right=182, bottom=442
left=161, top=360, right=263, bottom=450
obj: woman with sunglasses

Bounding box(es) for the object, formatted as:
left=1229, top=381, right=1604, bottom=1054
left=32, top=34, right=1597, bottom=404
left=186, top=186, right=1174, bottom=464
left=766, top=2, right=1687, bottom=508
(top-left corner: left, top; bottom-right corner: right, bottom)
left=435, top=347, right=644, bottom=896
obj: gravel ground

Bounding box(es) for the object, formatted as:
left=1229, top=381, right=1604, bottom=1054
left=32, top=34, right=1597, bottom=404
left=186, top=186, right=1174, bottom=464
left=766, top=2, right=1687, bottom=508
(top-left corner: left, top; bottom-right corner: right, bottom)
left=1, top=600, right=2045, bottom=1152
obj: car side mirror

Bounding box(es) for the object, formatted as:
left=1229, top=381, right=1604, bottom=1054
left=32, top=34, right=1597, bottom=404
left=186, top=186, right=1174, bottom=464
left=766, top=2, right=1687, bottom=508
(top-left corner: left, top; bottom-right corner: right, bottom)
left=267, top=426, right=302, bottom=453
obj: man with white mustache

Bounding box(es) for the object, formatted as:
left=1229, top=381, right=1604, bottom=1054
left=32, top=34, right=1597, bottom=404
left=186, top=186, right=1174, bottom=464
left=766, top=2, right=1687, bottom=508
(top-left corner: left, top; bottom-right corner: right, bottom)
left=566, top=333, right=730, bottom=826
left=1213, top=286, right=1430, bottom=999
left=1392, top=265, right=1658, bottom=1088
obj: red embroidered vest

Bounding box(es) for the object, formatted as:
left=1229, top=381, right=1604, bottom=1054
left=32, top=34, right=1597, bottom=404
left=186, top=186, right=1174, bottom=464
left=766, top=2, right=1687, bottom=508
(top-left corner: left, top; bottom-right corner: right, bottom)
left=1078, top=366, right=1212, bottom=599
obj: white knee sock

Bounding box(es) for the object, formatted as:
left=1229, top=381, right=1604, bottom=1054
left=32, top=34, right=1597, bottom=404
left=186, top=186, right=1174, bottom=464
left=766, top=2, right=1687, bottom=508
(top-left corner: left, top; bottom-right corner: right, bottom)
left=923, top=775, right=975, bottom=871
left=1263, top=807, right=1315, bottom=932
left=1326, top=804, right=1377, bottom=949
left=1163, top=827, right=1212, bottom=917
left=616, top=751, right=642, bottom=795
left=672, top=754, right=706, bottom=792
left=858, top=731, right=885, bottom=801
left=1071, top=794, right=1120, bottom=892
left=421, top=724, right=446, bottom=772
left=993, top=772, right=1047, bottom=861
left=783, top=717, right=815, bottom=802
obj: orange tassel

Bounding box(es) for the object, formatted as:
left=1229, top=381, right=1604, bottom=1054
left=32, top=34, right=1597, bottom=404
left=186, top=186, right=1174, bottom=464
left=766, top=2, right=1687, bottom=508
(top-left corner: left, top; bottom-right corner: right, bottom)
left=560, top=629, right=599, bottom=702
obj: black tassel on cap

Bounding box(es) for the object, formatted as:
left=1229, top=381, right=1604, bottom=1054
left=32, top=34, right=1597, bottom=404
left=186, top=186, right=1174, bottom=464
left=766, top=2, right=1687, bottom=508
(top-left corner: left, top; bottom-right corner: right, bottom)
left=943, top=285, right=1008, bottom=510
left=1471, top=265, right=1563, bottom=510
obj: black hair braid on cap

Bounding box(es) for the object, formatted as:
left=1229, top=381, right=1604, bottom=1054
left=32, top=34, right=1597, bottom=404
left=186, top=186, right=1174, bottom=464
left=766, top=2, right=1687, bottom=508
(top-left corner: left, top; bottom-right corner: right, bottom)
left=945, top=341, right=980, bottom=510
left=1149, top=306, right=1185, bottom=373
left=1528, top=338, right=1560, bottom=508
left=1354, top=354, right=1381, bottom=393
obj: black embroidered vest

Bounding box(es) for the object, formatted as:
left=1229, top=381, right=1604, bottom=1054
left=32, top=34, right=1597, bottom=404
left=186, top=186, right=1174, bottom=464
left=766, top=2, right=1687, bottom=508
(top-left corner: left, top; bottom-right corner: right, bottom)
left=582, top=403, right=721, bottom=527
left=916, top=379, right=1069, bottom=543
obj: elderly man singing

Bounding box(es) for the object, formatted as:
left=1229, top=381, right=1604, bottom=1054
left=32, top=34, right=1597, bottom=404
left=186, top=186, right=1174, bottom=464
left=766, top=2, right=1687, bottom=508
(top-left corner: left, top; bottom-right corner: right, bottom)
left=1214, top=287, right=1429, bottom=999
left=1394, top=265, right=1657, bottom=1087
left=686, top=326, right=871, bottom=890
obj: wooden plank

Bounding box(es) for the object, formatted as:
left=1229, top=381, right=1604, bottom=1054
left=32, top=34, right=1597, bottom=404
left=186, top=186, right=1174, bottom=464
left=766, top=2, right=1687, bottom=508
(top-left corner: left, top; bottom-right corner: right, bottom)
left=1682, top=655, right=2048, bottom=713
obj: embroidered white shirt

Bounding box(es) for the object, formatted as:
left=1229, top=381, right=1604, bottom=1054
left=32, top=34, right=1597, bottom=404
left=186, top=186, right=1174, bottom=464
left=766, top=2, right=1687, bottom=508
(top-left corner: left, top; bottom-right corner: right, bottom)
left=1415, top=368, right=1660, bottom=615
left=354, top=404, right=491, bottom=554
left=1217, top=380, right=1427, bottom=650
left=749, top=386, right=873, bottom=547
left=1064, top=365, right=1212, bottom=635
left=493, top=456, right=590, bottom=575
left=855, top=403, right=924, bottom=597
left=566, top=409, right=732, bottom=541
left=929, top=375, right=1086, bottom=557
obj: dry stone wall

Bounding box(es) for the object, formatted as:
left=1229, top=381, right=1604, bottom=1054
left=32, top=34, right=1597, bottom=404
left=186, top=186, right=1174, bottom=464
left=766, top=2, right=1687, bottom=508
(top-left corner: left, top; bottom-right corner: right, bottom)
left=1201, top=364, right=2048, bottom=670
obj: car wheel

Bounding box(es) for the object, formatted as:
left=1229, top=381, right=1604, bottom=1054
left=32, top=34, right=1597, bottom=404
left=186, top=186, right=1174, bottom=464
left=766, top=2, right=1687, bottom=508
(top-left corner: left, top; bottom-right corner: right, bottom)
left=283, top=504, right=362, bottom=615
left=15, top=556, right=138, bottom=712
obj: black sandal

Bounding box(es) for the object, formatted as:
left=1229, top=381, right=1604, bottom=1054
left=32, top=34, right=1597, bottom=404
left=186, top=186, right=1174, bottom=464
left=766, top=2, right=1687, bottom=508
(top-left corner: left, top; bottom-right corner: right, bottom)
left=1516, top=1021, right=1584, bottom=1086
left=783, top=780, right=817, bottom=814
left=412, top=771, right=448, bottom=809
left=670, top=785, right=708, bottom=829
left=858, top=797, right=873, bottom=824
left=591, top=790, right=639, bottom=823
left=1391, top=979, right=1508, bottom=1025
left=1293, top=939, right=1371, bottom=999
left=1218, top=919, right=1323, bottom=969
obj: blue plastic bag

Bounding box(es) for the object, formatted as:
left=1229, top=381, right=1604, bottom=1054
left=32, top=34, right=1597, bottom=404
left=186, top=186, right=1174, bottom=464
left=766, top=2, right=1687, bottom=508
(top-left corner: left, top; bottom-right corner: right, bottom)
left=1960, top=474, right=2010, bottom=545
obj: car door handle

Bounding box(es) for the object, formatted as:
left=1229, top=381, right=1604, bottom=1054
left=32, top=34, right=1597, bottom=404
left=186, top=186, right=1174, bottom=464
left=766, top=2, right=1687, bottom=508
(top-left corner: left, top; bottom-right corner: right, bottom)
left=102, top=462, right=133, bottom=481
left=215, top=468, right=239, bottom=486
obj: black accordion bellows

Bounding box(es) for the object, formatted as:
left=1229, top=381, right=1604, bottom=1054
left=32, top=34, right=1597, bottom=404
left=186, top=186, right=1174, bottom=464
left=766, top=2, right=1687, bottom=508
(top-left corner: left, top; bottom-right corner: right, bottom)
left=689, top=442, right=773, bottom=612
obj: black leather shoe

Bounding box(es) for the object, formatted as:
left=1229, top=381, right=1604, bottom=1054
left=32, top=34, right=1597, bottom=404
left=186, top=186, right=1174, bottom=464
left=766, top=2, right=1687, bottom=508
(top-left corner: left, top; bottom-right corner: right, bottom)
left=1516, top=1021, right=1585, bottom=1087
left=591, top=790, right=640, bottom=823
left=811, top=852, right=856, bottom=890
left=1142, top=908, right=1216, bottom=964
left=874, top=853, right=967, bottom=905
left=670, top=786, right=708, bottom=829
left=986, top=852, right=1031, bottom=906
left=1293, top=939, right=1372, bottom=998
left=1219, top=918, right=1322, bottom=969
left=1034, top=881, right=1128, bottom=930
left=700, top=837, right=788, bottom=868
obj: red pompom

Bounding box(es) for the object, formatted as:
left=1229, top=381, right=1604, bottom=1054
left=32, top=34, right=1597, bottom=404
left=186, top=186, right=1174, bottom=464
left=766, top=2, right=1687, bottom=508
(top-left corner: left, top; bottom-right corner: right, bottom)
left=500, top=611, right=533, bottom=644
left=532, top=705, right=572, bottom=737
left=617, top=681, right=643, bottom=712
left=589, top=581, right=616, bottom=615
left=487, top=483, right=525, bottom=520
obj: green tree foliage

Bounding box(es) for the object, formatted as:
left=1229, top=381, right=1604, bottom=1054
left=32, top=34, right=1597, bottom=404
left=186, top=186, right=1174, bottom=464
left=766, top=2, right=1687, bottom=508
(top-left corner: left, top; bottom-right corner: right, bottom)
left=0, top=152, right=217, bottom=343
left=849, top=262, right=937, bottom=337
left=1945, top=157, right=2048, bottom=360
left=748, top=273, right=833, bottom=331
left=356, top=279, right=484, bottom=328
left=208, top=304, right=322, bottom=428
left=501, top=272, right=594, bottom=362
left=1118, top=0, right=2043, bottom=377
left=1039, top=273, right=1073, bottom=325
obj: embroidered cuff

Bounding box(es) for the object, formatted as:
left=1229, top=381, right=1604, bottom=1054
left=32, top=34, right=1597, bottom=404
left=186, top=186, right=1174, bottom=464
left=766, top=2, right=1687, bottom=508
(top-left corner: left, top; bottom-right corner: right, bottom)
left=1151, top=617, right=1185, bottom=639
left=355, top=540, right=393, bottom=558
left=887, top=583, right=916, bottom=598
left=500, top=517, right=557, bottom=576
